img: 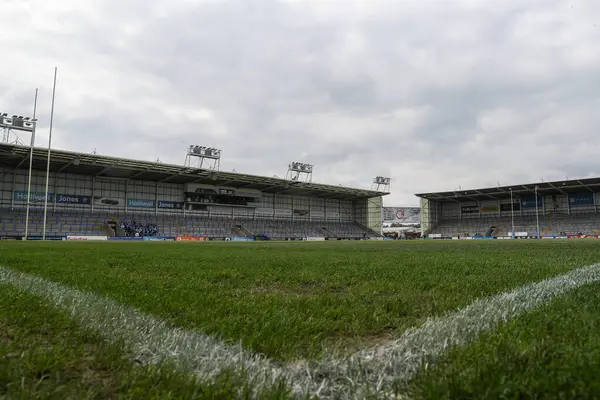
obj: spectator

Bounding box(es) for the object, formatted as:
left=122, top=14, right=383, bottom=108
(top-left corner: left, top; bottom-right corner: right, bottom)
left=121, top=219, right=158, bottom=237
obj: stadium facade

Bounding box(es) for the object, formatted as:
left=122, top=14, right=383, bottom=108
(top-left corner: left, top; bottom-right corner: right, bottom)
left=0, top=143, right=388, bottom=241
left=417, top=179, right=600, bottom=239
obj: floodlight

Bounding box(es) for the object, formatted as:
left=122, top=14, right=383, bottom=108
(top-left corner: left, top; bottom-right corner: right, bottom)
left=185, top=144, right=222, bottom=170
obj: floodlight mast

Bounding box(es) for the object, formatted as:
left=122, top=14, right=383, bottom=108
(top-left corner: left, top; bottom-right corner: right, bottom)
left=0, top=111, right=37, bottom=145
left=371, top=176, right=391, bottom=192
left=184, top=145, right=221, bottom=170
left=286, top=162, right=313, bottom=182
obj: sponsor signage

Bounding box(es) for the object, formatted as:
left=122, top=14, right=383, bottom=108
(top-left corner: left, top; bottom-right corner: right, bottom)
left=218, top=188, right=236, bottom=195
left=108, top=237, right=143, bottom=241
left=382, top=207, right=421, bottom=223
left=521, top=195, right=543, bottom=208
left=500, top=202, right=521, bottom=212
left=274, top=209, right=292, bottom=216
left=93, top=196, right=124, bottom=207
left=568, top=234, right=599, bottom=239
left=461, top=205, right=479, bottom=214
left=13, top=191, right=53, bottom=202
left=24, top=236, right=65, bottom=241
left=142, top=236, right=173, bottom=241
left=306, top=237, right=326, bottom=241
left=508, top=232, right=528, bottom=238
left=1, top=236, right=22, bottom=240
left=56, top=194, right=90, bottom=204
left=66, top=235, right=108, bottom=241
left=231, top=236, right=255, bottom=241
left=480, top=205, right=499, bottom=213
left=157, top=200, right=184, bottom=209
left=127, top=199, right=155, bottom=208
left=568, top=192, right=594, bottom=206
left=429, top=233, right=442, bottom=238
left=175, top=236, right=208, bottom=241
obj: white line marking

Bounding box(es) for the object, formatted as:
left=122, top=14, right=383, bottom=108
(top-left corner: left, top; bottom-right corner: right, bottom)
left=2, top=264, right=600, bottom=399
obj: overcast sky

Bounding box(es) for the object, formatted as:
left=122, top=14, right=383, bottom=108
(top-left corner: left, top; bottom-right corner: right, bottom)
left=2, top=0, right=599, bottom=206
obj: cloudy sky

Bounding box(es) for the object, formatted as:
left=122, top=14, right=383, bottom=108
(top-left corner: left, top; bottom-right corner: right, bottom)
left=2, top=0, right=599, bottom=206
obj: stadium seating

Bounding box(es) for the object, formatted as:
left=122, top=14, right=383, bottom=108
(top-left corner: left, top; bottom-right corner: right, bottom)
left=0, top=208, right=380, bottom=239
left=430, top=213, right=600, bottom=237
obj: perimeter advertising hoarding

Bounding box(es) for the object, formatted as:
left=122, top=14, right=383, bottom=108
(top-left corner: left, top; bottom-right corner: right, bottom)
left=66, top=236, right=108, bottom=241
left=382, top=207, right=421, bottom=223
left=175, top=236, right=208, bottom=241
left=1, top=236, right=22, bottom=240
left=24, top=236, right=65, bottom=241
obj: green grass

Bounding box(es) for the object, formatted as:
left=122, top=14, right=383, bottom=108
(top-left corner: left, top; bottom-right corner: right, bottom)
left=3, top=239, right=600, bottom=399
left=408, top=280, right=600, bottom=399
left=0, top=284, right=291, bottom=399
left=2, top=240, right=600, bottom=361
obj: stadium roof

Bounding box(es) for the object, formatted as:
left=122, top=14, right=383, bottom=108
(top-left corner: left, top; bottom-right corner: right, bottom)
left=0, top=143, right=388, bottom=201
left=415, top=178, right=600, bottom=202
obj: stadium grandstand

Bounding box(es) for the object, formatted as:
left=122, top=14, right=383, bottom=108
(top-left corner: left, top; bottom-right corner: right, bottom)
left=417, top=179, right=600, bottom=239
left=0, top=142, right=388, bottom=241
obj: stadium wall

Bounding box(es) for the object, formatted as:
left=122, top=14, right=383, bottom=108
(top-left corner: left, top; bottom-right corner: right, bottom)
left=0, top=167, right=374, bottom=225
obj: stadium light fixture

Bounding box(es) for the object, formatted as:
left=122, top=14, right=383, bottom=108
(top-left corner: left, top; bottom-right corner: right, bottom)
left=184, top=144, right=222, bottom=170
left=372, top=176, right=391, bottom=192
left=1, top=113, right=36, bottom=135
left=286, top=161, right=314, bottom=182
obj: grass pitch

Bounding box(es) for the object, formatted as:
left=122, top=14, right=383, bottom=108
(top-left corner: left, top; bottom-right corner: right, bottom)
left=2, top=240, right=600, bottom=398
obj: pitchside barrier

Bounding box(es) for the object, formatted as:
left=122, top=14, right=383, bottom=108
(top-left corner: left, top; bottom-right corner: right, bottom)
left=175, top=236, right=208, bottom=242
left=67, top=235, right=108, bottom=241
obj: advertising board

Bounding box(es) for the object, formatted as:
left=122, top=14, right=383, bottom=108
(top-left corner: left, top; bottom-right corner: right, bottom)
left=568, top=192, right=594, bottom=206
left=231, top=236, right=255, bottom=241
left=382, top=207, right=421, bottom=223
left=56, top=194, right=91, bottom=205
left=157, top=201, right=184, bottom=210
left=66, top=236, right=108, bottom=241
left=1, top=236, right=22, bottom=241
left=13, top=191, right=53, bottom=202
left=24, top=236, right=65, bottom=241
left=175, top=236, right=208, bottom=241
left=127, top=199, right=155, bottom=208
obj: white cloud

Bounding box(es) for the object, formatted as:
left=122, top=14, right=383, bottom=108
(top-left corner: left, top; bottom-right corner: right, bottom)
left=2, top=0, right=600, bottom=206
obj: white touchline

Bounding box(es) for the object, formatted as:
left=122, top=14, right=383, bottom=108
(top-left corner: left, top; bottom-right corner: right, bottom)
left=2, top=263, right=600, bottom=400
